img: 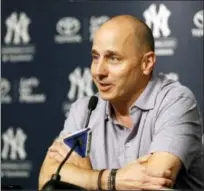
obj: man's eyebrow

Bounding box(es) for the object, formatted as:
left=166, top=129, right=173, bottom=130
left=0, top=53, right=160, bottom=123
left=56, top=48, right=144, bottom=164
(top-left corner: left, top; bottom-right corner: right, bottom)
left=104, top=50, right=122, bottom=56
left=91, top=49, right=123, bottom=56
left=91, top=49, right=98, bottom=55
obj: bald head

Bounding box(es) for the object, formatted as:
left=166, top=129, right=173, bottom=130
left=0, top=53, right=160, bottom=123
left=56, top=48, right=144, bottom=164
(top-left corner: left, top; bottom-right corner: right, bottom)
left=95, top=15, right=155, bottom=53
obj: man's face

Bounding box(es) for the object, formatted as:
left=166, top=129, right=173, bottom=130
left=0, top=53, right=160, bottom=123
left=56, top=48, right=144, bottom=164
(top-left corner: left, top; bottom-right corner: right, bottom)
left=91, top=24, right=144, bottom=102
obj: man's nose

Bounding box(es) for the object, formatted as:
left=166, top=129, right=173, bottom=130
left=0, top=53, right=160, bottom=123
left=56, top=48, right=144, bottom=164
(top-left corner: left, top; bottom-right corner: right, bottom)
left=95, top=58, right=108, bottom=76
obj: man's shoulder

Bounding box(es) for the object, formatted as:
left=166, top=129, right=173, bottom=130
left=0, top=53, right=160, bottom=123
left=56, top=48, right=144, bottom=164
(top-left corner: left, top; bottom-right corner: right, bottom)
left=158, top=73, right=196, bottom=101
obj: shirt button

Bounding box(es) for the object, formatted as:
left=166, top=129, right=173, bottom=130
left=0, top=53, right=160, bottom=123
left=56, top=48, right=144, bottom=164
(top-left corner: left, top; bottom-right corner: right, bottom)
left=126, top=142, right=131, bottom=147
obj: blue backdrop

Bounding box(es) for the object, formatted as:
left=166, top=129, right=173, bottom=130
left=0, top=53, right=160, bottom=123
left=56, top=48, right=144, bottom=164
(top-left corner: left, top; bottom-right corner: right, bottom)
left=1, top=0, right=203, bottom=189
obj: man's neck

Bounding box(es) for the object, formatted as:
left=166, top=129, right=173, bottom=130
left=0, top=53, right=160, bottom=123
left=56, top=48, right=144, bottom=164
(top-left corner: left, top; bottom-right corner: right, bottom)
left=109, top=87, right=145, bottom=128
left=109, top=76, right=151, bottom=127
left=111, top=83, right=147, bottom=117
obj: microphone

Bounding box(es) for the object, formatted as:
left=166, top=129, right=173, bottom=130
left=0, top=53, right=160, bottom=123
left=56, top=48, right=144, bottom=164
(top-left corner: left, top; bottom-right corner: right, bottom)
left=42, top=139, right=83, bottom=190
left=84, top=95, right=98, bottom=128
left=42, top=96, right=98, bottom=190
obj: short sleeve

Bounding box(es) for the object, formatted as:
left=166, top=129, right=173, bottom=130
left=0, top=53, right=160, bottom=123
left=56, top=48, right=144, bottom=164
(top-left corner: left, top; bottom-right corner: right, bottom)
left=58, top=104, right=79, bottom=138
left=148, top=96, right=202, bottom=170
left=58, top=97, right=89, bottom=138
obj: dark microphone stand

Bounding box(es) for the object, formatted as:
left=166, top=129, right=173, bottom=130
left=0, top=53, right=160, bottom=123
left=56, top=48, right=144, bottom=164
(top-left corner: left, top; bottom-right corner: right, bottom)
left=42, top=96, right=98, bottom=190
left=42, top=139, right=84, bottom=190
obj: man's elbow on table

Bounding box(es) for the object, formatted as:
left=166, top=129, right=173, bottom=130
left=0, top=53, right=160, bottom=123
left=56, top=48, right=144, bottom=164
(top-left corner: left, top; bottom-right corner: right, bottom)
left=142, top=151, right=182, bottom=186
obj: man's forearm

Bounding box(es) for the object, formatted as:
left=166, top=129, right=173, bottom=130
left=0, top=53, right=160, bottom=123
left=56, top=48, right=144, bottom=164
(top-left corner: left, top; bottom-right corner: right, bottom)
left=61, top=165, right=114, bottom=190
left=39, top=155, right=110, bottom=190
left=39, top=152, right=172, bottom=190
left=40, top=162, right=111, bottom=190
left=60, top=164, right=101, bottom=190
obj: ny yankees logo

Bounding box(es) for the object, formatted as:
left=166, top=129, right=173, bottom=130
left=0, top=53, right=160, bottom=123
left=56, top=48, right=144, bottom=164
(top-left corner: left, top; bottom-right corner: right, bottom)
left=143, top=4, right=171, bottom=38
left=4, top=12, right=31, bottom=45
left=1, top=127, right=27, bottom=160
left=68, top=67, right=94, bottom=101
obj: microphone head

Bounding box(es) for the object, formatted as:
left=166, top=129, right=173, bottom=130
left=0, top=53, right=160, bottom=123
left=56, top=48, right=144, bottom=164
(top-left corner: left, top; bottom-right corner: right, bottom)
left=88, top=96, right=98, bottom=110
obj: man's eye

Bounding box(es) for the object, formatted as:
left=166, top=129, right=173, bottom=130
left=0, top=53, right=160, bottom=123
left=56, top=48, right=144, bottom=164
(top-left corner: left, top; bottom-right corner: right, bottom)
left=110, top=56, right=119, bottom=61
left=92, top=55, right=99, bottom=60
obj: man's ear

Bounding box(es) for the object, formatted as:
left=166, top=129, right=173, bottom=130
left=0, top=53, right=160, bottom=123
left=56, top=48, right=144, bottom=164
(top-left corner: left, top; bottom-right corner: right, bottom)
left=141, top=51, right=156, bottom=75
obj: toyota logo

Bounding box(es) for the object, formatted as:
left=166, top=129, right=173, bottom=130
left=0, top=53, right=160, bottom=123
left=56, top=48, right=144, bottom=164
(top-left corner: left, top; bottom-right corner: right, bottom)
left=57, top=17, right=80, bottom=36
left=193, top=10, right=203, bottom=29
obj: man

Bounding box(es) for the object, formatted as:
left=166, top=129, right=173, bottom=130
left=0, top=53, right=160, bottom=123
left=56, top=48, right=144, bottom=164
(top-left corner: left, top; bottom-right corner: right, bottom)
left=39, top=15, right=203, bottom=190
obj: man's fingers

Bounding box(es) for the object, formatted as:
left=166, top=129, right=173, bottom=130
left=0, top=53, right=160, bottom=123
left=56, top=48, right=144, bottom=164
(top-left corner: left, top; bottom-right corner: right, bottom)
left=141, top=184, right=164, bottom=190
left=47, top=136, right=82, bottom=163
left=54, top=154, right=64, bottom=163
left=48, top=151, right=55, bottom=158
left=137, top=154, right=152, bottom=163
left=147, top=169, right=172, bottom=179
left=147, top=176, right=173, bottom=188
left=48, top=145, right=58, bottom=152
left=164, top=170, right=172, bottom=178
left=48, top=142, right=70, bottom=161
left=48, top=149, right=65, bottom=163
left=53, top=141, right=69, bottom=152
left=127, top=154, right=152, bottom=165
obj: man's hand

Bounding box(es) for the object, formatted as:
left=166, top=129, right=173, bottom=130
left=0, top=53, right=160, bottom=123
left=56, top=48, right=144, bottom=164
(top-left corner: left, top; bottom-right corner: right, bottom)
left=39, top=158, right=58, bottom=189
left=39, top=136, right=92, bottom=189
left=115, top=154, right=173, bottom=190
left=47, top=137, right=92, bottom=169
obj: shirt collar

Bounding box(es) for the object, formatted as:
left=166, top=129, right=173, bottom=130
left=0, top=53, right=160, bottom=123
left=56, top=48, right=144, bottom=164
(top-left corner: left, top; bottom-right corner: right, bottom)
left=105, top=101, right=112, bottom=120
left=134, top=73, right=162, bottom=110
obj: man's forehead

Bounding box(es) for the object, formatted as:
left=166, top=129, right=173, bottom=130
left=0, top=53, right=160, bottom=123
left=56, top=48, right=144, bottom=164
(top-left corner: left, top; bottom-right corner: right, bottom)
left=95, top=24, right=132, bottom=40
left=92, top=27, right=134, bottom=51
